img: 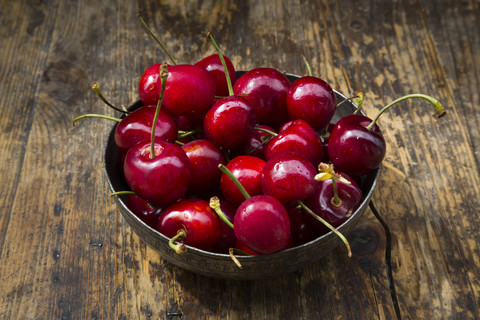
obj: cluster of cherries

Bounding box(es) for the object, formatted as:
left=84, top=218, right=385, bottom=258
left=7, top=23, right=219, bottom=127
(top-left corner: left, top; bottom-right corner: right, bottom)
left=76, top=22, right=446, bottom=259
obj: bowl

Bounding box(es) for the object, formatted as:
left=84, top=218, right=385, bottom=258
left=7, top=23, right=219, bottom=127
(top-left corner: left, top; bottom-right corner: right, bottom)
left=103, top=71, right=380, bottom=280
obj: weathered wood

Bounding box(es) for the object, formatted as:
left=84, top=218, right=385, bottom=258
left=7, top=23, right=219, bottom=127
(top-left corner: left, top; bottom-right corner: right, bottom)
left=0, top=0, right=479, bottom=319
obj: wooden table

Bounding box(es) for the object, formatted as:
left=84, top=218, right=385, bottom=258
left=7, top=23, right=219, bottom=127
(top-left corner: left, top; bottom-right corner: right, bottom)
left=1, top=0, right=479, bottom=319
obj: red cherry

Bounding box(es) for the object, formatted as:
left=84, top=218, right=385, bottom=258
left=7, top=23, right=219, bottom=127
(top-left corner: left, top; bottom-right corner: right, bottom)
left=286, top=76, right=336, bottom=131
left=304, top=172, right=363, bottom=234
left=233, top=68, right=291, bottom=125
left=195, top=54, right=236, bottom=97
left=233, top=195, right=290, bottom=254
left=220, top=155, right=266, bottom=207
left=114, top=105, right=178, bottom=153
left=203, top=95, right=255, bottom=149
left=264, top=119, right=323, bottom=167
left=123, top=140, right=190, bottom=207
left=261, top=153, right=317, bottom=203
left=232, top=125, right=276, bottom=159
left=235, top=240, right=260, bottom=255
left=127, top=194, right=162, bottom=229
left=287, top=207, right=318, bottom=246
left=181, top=139, right=226, bottom=195
left=160, top=64, right=216, bottom=116
left=157, top=199, right=221, bottom=251
left=138, top=64, right=161, bottom=106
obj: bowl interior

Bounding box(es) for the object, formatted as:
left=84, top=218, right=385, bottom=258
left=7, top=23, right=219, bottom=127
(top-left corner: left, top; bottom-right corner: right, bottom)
left=103, top=71, right=380, bottom=280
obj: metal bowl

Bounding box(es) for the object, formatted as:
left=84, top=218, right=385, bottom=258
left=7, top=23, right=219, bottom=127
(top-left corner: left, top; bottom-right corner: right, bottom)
left=103, top=71, right=380, bottom=280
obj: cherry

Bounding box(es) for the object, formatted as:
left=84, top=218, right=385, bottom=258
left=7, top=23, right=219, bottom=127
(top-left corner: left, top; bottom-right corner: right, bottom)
left=127, top=194, right=162, bottom=229
left=219, top=156, right=266, bottom=207
left=114, top=105, right=178, bottom=154
left=157, top=198, right=222, bottom=252
left=287, top=207, right=318, bottom=246
left=235, top=240, right=260, bottom=255
left=304, top=164, right=363, bottom=235
left=328, top=94, right=446, bottom=177
left=195, top=53, right=236, bottom=97
left=181, top=139, right=226, bottom=195
left=261, top=153, right=317, bottom=203
left=264, top=119, right=323, bottom=167
left=234, top=195, right=290, bottom=254
left=286, top=60, right=336, bottom=131
left=123, top=139, right=191, bottom=207
left=160, top=64, right=216, bottom=116
left=233, top=67, right=291, bottom=126
left=232, top=124, right=276, bottom=159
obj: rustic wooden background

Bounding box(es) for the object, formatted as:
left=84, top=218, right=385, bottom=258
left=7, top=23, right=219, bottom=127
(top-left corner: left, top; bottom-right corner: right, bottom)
left=1, top=0, right=479, bottom=319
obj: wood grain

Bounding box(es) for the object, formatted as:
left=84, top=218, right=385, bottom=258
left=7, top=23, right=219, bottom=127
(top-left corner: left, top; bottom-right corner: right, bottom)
left=0, top=0, right=479, bottom=319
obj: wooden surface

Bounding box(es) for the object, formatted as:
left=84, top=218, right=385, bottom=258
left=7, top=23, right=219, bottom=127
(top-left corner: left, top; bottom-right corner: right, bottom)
left=0, top=0, right=479, bottom=319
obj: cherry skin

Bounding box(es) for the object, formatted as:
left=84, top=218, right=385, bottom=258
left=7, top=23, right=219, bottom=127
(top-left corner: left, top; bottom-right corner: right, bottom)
left=287, top=207, right=318, bottom=246
left=235, top=240, right=260, bottom=255
left=304, top=172, right=363, bottom=235
left=286, top=76, right=336, bottom=131
left=233, top=67, right=291, bottom=126
left=328, top=114, right=386, bottom=177
left=127, top=194, right=162, bottom=229
left=181, top=139, right=226, bottom=195
left=212, top=198, right=237, bottom=253
left=233, top=195, right=290, bottom=254
left=195, top=54, right=236, bottom=97
left=261, top=153, right=317, bottom=204
left=160, top=64, right=216, bottom=116
left=220, top=155, right=266, bottom=207
left=157, top=199, right=222, bottom=252
left=123, top=140, right=191, bottom=207
left=114, top=105, right=178, bottom=154
left=232, top=125, right=276, bottom=159
left=203, top=95, right=255, bottom=149
left=264, top=119, right=324, bottom=167
left=138, top=63, right=161, bottom=106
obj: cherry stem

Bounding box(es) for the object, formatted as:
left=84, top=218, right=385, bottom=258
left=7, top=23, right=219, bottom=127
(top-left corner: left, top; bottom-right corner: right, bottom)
left=73, top=114, right=121, bottom=126
left=168, top=230, right=187, bottom=254
left=91, top=82, right=128, bottom=114
left=297, top=201, right=352, bottom=257
left=337, top=93, right=362, bottom=108
left=229, top=248, right=243, bottom=268
left=137, top=15, right=177, bottom=65
left=150, top=62, right=168, bottom=159
left=218, top=164, right=251, bottom=200
left=330, top=178, right=342, bottom=207
left=177, top=129, right=199, bottom=139
left=209, top=197, right=234, bottom=229
left=366, top=93, right=446, bottom=131
left=110, top=191, right=136, bottom=197
left=302, top=55, right=313, bottom=76
left=207, top=32, right=233, bottom=96
left=253, top=126, right=278, bottom=136
left=246, top=135, right=273, bottom=156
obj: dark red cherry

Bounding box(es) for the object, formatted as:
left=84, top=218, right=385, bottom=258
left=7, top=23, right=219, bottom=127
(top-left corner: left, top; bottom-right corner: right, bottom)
left=181, top=139, right=226, bottom=194
left=160, top=64, right=216, bottom=116
left=304, top=172, right=362, bottom=234
left=138, top=63, right=161, bottom=106
left=233, top=67, right=290, bottom=125
left=127, top=194, right=162, bottom=229
left=264, top=119, right=323, bottom=167
left=328, top=114, right=385, bottom=177
left=203, top=95, right=255, bottom=149
left=233, top=195, right=290, bottom=254
left=157, top=199, right=221, bottom=251
left=114, top=105, right=178, bottom=153
left=195, top=54, right=236, bottom=97
left=211, top=198, right=237, bottom=253
left=261, top=153, right=317, bottom=203
left=123, top=140, right=190, bottom=207
left=287, top=207, right=318, bottom=246
left=220, top=155, right=266, bottom=207
left=286, top=76, right=336, bottom=131
left=176, top=114, right=204, bottom=132
left=232, top=125, right=276, bottom=159
left=235, top=240, right=260, bottom=255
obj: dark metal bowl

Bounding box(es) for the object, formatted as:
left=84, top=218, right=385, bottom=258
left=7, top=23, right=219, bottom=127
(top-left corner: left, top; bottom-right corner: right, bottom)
left=103, top=71, right=380, bottom=280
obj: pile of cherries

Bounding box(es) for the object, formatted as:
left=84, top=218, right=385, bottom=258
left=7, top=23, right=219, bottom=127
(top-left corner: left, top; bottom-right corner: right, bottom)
left=77, top=26, right=446, bottom=259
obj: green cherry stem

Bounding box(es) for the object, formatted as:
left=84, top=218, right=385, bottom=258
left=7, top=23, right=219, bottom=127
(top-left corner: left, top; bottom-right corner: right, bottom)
left=73, top=114, right=121, bottom=126
left=302, top=55, right=313, bottom=76
left=150, top=62, right=168, bottom=159
left=297, top=201, right=352, bottom=257
left=366, top=93, right=446, bottom=131
left=209, top=196, right=234, bottom=229
left=218, top=164, right=251, bottom=200
left=253, top=126, right=278, bottom=136
left=168, top=230, right=187, bottom=254
left=137, top=15, right=177, bottom=65
left=110, top=191, right=136, bottom=197
left=207, top=32, right=233, bottom=96
left=91, top=82, right=128, bottom=114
